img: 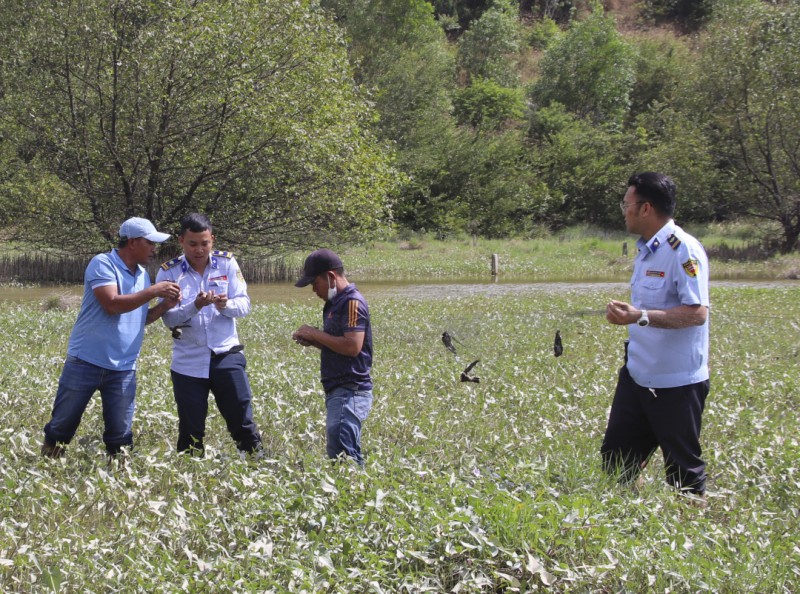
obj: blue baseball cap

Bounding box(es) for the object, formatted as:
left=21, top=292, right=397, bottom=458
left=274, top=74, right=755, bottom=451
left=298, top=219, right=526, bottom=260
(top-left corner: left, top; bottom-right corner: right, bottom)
left=295, top=249, right=343, bottom=287
left=119, top=217, right=171, bottom=243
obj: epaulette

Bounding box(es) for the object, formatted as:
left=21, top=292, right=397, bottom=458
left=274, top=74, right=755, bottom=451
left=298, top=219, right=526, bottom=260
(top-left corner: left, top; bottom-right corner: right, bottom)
left=212, top=250, right=233, bottom=259
left=667, top=234, right=682, bottom=250
left=160, top=255, right=185, bottom=270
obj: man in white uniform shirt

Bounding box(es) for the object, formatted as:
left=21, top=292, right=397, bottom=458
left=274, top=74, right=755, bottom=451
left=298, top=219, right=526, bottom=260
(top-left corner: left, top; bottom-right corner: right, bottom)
left=156, top=213, right=262, bottom=457
left=603, top=172, right=710, bottom=499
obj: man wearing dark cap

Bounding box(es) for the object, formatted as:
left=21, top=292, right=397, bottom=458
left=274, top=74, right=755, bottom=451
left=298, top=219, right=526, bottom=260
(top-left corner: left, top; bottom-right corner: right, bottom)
left=293, top=249, right=373, bottom=466
left=41, top=217, right=181, bottom=459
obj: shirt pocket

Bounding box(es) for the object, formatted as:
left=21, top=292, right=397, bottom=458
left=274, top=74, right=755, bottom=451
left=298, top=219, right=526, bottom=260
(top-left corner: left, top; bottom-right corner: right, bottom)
left=635, top=277, right=669, bottom=308
left=208, top=280, right=228, bottom=295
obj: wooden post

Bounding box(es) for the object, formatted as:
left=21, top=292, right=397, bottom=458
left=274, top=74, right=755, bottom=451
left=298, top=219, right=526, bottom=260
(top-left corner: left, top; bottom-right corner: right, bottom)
left=622, top=242, right=628, bottom=257
left=491, top=254, right=499, bottom=276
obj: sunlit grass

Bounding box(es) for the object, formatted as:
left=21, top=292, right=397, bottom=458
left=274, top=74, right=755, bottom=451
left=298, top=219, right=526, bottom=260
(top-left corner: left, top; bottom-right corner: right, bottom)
left=330, top=223, right=800, bottom=282
left=1, top=285, right=799, bottom=592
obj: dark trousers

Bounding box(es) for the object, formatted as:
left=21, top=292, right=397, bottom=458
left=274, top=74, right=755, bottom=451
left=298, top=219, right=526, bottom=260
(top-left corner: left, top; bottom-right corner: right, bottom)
left=601, top=365, right=709, bottom=494
left=171, top=352, right=261, bottom=454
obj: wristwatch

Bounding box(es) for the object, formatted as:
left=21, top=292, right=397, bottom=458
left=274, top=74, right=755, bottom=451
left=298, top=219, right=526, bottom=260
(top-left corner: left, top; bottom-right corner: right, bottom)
left=637, top=309, right=650, bottom=327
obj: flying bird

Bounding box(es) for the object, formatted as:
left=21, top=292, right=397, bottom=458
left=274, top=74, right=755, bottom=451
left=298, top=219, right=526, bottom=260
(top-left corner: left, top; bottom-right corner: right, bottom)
left=442, top=331, right=457, bottom=355
left=460, top=359, right=480, bottom=383
left=553, top=330, right=563, bottom=357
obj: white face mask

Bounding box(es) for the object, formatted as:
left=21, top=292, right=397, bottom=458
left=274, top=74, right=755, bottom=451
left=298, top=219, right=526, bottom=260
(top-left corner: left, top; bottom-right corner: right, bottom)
left=327, top=276, right=337, bottom=301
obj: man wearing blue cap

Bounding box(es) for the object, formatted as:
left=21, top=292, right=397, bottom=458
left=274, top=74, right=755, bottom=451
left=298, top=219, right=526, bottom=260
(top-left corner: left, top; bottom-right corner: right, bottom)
left=293, top=249, right=373, bottom=466
left=42, top=217, right=181, bottom=459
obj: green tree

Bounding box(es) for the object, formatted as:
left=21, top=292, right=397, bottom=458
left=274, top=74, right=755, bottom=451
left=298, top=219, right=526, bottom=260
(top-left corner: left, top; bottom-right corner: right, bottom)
left=627, top=34, right=692, bottom=121
left=529, top=3, right=635, bottom=125
left=397, top=127, right=537, bottom=237
left=640, top=0, right=713, bottom=30
left=453, top=79, right=525, bottom=129
left=457, top=0, right=521, bottom=86
left=528, top=103, right=628, bottom=228
left=322, top=0, right=459, bottom=232
left=691, top=0, right=800, bottom=252
left=629, top=106, right=728, bottom=223
left=0, top=0, right=399, bottom=253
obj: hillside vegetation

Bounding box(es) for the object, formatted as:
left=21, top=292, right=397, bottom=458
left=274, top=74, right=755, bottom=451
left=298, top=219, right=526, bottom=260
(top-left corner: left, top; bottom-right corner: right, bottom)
left=1, top=0, right=798, bottom=255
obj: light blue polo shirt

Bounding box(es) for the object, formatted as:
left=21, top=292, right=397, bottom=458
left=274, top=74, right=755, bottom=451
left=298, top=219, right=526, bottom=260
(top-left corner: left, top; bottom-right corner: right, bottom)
left=67, top=249, right=150, bottom=370
left=627, top=220, right=710, bottom=388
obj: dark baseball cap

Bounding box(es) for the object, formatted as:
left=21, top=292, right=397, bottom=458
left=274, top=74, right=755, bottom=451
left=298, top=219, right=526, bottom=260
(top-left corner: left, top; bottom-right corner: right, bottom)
left=295, top=249, right=344, bottom=287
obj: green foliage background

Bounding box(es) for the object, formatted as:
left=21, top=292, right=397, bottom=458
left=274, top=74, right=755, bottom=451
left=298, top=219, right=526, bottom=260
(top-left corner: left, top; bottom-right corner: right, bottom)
left=1, top=0, right=800, bottom=252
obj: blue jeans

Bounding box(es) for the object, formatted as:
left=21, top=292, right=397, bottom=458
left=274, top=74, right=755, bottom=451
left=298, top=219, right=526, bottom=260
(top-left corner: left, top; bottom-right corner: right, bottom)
left=325, top=387, right=372, bottom=466
left=43, top=355, right=137, bottom=454
left=171, top=351, right=261, bottom=454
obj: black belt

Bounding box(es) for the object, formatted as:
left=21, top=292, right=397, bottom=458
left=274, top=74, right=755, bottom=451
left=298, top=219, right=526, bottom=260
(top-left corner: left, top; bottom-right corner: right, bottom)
left=211, top=345, right=244, bottom=358
left=327, top=382, right=358, bottom=394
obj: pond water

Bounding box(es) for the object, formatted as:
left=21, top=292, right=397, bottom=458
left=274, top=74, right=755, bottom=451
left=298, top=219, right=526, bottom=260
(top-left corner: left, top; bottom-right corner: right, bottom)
left=2, top=278, right=798, bottom=305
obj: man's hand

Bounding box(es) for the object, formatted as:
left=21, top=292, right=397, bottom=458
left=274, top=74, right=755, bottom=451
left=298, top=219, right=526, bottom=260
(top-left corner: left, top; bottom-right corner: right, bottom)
left=194, top=290, right=220, bottom=309
left=214, top=293, right=228, bottom=311
left=153, top=281, right=181, bottom=301
left=293, top=324, right=320, bottom=348
left=162, top=294, right=180, bottom=309
left=606, top=299, right=638, bottom=326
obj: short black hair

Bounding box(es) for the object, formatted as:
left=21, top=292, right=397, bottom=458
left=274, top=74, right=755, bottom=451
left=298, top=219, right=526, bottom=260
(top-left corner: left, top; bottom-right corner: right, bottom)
left=179, top=213, right=212, bottom=236
left=627, top=172, right=676, bottom=217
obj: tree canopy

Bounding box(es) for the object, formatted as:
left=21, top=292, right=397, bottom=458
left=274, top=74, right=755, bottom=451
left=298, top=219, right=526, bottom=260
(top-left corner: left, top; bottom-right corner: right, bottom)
left=0, top=0, right=400, bottom=253
left=691, top=0, right=800, bottom=252
left=1, top=0, right=799, bottom=253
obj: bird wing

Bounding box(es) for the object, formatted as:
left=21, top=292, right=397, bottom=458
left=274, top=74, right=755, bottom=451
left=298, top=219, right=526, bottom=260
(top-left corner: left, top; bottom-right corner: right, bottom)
left=463, top=359, right=480, bottom=373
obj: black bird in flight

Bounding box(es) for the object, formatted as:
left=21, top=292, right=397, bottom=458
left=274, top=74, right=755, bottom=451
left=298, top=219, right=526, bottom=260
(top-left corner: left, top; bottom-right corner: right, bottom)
left=553, top=330, right=563, bottom=357
left=442, top=331, right=457, bottom=355
left=460, top=359, right=480, bottom=383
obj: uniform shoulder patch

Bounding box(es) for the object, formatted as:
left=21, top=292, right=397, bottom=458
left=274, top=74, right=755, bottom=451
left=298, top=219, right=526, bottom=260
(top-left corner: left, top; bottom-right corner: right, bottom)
left=212, top=250, right=233, bottom=259
left=160, top=255, right=185, bottom=271
left=667, top=234, right=682, bottom=250
left=682, top=258, right=699, bottom=277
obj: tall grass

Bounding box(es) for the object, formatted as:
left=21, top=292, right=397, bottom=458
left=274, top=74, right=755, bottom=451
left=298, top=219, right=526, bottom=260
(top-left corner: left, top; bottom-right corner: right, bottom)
left=1, top=283, right=798, bottom=592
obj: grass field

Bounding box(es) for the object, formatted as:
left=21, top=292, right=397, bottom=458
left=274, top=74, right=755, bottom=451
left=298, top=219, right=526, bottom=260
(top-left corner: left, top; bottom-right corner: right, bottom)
left=331, top=226, right=800, bottom=282
left=1, top=276, right=798, bottom=591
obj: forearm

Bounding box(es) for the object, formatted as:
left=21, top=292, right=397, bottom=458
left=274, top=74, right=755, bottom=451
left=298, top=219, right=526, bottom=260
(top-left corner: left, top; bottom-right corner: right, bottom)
left=608, top=300, right=707, bottom=328
left=295, top=326, right=363, bottom=357
left=146, top=300, right=174, bottom=325
left=645, top=305, right=708, bottom=328
left=101, top=285, right=160, bottom=315
left=161, top=300, right=199, bottom=328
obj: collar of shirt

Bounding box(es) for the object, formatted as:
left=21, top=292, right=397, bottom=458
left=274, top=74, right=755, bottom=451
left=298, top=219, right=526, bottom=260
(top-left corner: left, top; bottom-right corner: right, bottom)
left=326, top=283, right=357, bottom=307
left=111, top=248, right=144, bottom=277
left=180, top=254, right=222, bottom=279
left=637, top=219, right=676, bottom=255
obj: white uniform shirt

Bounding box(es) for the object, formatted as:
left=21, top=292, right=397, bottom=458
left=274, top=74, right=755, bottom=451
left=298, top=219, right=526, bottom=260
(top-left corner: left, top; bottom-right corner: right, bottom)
left=627, top=220, right=710, bottom=388
left=156, top=251, right=250, bottom=378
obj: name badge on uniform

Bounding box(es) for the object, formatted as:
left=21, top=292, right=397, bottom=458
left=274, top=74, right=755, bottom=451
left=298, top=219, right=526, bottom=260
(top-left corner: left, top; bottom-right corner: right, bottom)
left=209, top=275, right=228, bottom=290
left=646, top=270, right=665, bottom=278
